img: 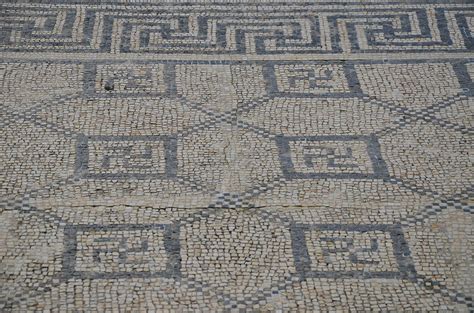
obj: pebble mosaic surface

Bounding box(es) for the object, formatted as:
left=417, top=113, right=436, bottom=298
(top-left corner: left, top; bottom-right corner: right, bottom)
left=1, top=0, right=473, bottom=311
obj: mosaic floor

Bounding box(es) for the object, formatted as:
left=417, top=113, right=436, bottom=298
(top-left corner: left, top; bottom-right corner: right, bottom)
left=1, top=0, right=473, bottom=311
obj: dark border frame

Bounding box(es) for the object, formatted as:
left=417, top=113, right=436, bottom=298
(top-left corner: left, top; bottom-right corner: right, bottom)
left=75, top=134, right=178, bottom=179
left=290, top=223, right=417, bottom=280
left=62, top=223, right=181, bottom=279
left=275, top=134, right=390, bottom=180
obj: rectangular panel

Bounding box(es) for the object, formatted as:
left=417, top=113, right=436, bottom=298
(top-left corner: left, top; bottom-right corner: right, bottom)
left=75, top=135, right=177, bottom=179
left=276, top=135, right=389, bottom=179
left=63, top=224, right=180, bottom=279
left=291, top=224, right=417, bottom=280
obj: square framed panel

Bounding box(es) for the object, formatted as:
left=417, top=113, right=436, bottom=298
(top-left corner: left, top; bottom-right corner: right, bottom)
left=290, top=223, right=417, bottom=280
left=75, top=135, right=177, bottom=179
left=276, top=135, right=389, bottom=180
left=62, top=223, right=180, bottom=279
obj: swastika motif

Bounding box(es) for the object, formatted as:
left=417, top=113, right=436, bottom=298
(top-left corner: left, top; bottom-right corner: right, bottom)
left=75, top=135, right=177, bottom=179
left=84, top=63, right=170, bottom=97
left=265, top=63, right=360, bottom=97
left=63, top=224, right=180, bottom=279
left=291, top=224, right=417, bottom=280
left=276, top=135, right=389, bottom=179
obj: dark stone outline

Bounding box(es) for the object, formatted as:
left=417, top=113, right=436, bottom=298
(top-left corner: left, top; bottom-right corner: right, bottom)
left=452, top=61, right=474, bottom=95
left=82, top=63, right=176, bottom=98
left=75, top=134, right=178, bottom=179
left=290, top=223, right=417, bottom=281
left=0, top=6, right=99, bottom=52
left=77, top=58, right=471, bottom=99
left=263, top=62, right=363, bottom=98
left=0, top=5, right=473, bottom=54
left=330, top=9, right=452, bottom=52
left=275, top=134, right=389, bottom=180
left=62, top=223, right=181, bottom=279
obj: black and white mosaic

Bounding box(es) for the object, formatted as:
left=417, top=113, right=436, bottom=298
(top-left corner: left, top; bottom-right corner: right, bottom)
left=291, top=223, right=416, bottom=280
left=1, top=2, right=473, bottom=54
left=75, top=135, right=177, bottom=179
left=1, top=0, right=473, bottom=311
left=63, top=223, right=180, bottom=279
left=276, top=135, right=389, bottom=180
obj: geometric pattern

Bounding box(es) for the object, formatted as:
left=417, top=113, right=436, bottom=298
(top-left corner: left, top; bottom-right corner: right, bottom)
left=1, top=0, right=473, bottom=311
left=291, top=224, right=417, bottom=280
left=0, top=3, right=473, bottom=54
left=62, top=223, right=180, bottom=279
left=276, top=135, right=389, bottom=179
left=75, top=135, right=177, bottom=179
